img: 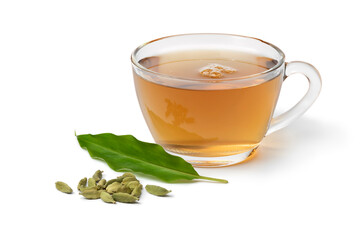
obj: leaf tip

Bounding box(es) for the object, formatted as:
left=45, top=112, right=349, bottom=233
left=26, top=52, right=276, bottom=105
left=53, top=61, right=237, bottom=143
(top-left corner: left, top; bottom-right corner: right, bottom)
left=198, top=176, right=228, bottom=183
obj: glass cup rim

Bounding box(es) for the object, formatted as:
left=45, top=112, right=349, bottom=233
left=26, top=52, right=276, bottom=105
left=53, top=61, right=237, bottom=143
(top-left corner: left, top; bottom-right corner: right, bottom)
left=131, top=33, right=286, bottom=82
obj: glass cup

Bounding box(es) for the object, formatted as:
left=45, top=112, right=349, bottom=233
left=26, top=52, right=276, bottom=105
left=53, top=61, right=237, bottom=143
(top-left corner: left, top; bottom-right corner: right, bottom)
left=131, top=33, right=321, bottom=167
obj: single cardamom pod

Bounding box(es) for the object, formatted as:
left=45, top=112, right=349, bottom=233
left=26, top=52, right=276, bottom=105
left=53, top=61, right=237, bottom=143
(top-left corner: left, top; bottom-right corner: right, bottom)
left=106, top=182, right=122, bottom=194
left=80, top=189, right=102, bottom=199
left=105, top=178, right=122, bottom=188
left=92, top=170, right=103, bottom=182
left=116, top=175, right=126, bottom=183
left=131, top=184, right=143, bottom=198
left=127, top=181, right=140, bottom=191
left=88, top=178, right=96, bottom=187
left=97, top=179, right=106, bottom=189
left=77, top=177, right=87, bottom=191
left=55, top=181, right=73, bottom=194
left=118, top=183, right=132, bottom=194
left=113, top=192, right=139, bottom=203
left=122, top=177, right=138, bottom=184
left=100, top=191, right=116, bottom=204
left=145, top=185, right=171, bottom=196
left=121, top=172, right=136, bottom=178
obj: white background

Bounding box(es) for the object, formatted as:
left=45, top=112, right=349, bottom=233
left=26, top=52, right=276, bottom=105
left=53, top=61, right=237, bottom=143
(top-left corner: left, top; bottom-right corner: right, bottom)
left=1, top=0, right=359, bottom=239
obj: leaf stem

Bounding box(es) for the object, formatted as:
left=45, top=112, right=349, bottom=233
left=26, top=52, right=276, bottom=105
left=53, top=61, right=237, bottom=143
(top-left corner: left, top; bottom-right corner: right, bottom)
left=198, top=175, right=228, bottom=183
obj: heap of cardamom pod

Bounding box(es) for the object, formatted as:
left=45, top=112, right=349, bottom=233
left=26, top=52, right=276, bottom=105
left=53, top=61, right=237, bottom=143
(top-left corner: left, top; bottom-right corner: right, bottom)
left=55, top=170, right=171, bottom=204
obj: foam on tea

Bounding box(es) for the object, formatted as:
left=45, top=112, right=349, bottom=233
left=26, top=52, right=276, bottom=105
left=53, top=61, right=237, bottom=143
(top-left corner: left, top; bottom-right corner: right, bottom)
left=134, top=50, right=282, bottom=157
left=199, top=63, right=237, bottom=78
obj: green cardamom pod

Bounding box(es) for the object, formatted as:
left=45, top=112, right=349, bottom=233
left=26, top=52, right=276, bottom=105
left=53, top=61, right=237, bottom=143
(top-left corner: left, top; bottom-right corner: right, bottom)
left=127, top=181, right=140, bottom=190
left=121, top=172, right=136, bottom=178
left=106, top=182, right=122, bottom=194
left=104, top=179, right=117, bottom=188
left=55, top=181, right=73, bottom=194
left=145, top=185, right=171, bottom=196
left=88, top=178, right=96, bottom=187
left=80, top=189, right=102, bottom=199
left=105, top=178, right=122, bottom=188
left=131, top=184, right=143, bottom=198
left=77, top=177, right=87, bottom=191
left=100, top=191, right=116, bottom=204
left=118, top=183, right=132, bottom=194
left=113, top=192, right=139, bottom=203
left=92, top=170, right=103, bottom=182
left=97, top=179, right=106, bottom=189
left=122, top=177, right=138, bottom=184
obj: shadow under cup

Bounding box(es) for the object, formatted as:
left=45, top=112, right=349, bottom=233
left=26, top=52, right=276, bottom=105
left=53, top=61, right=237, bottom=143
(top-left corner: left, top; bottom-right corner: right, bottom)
left=131, top=34, right=289, bottom=167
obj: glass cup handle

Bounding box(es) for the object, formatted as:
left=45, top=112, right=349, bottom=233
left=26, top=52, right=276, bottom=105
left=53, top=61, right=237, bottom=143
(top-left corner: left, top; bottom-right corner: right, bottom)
left=266, top=61, right=322, bottom=135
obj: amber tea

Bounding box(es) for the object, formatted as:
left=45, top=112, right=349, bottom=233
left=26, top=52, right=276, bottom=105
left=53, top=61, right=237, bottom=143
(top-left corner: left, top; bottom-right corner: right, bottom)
left=134, top=50, right=283, bottom=157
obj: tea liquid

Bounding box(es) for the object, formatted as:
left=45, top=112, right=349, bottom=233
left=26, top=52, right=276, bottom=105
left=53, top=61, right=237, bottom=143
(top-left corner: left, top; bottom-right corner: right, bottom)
left=134, top=50, right=282, bottom=157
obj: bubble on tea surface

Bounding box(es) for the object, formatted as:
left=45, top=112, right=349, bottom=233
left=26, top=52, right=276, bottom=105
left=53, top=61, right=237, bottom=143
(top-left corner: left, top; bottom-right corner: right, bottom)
left=200, top=68, right=222, bottom=78
left=199, top=63, right=237, bottom=78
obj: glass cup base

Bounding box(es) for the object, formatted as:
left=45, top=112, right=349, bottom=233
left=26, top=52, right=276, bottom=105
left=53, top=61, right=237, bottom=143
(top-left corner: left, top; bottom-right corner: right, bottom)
left=166, top=147, right=258, bottom=167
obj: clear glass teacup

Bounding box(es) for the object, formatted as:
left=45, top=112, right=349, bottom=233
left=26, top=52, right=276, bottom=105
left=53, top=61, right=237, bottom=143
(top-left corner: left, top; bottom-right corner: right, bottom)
left=131, top=34, right=321, bottom=167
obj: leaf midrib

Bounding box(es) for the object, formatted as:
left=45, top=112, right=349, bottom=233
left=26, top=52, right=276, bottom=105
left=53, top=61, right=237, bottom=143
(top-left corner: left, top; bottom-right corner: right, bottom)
left=79, top=137, right=199, bottom=179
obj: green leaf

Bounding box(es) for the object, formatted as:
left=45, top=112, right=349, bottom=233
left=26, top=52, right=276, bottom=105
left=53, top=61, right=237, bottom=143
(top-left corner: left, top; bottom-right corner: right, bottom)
left=77, top=133, right=227, bottom=183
